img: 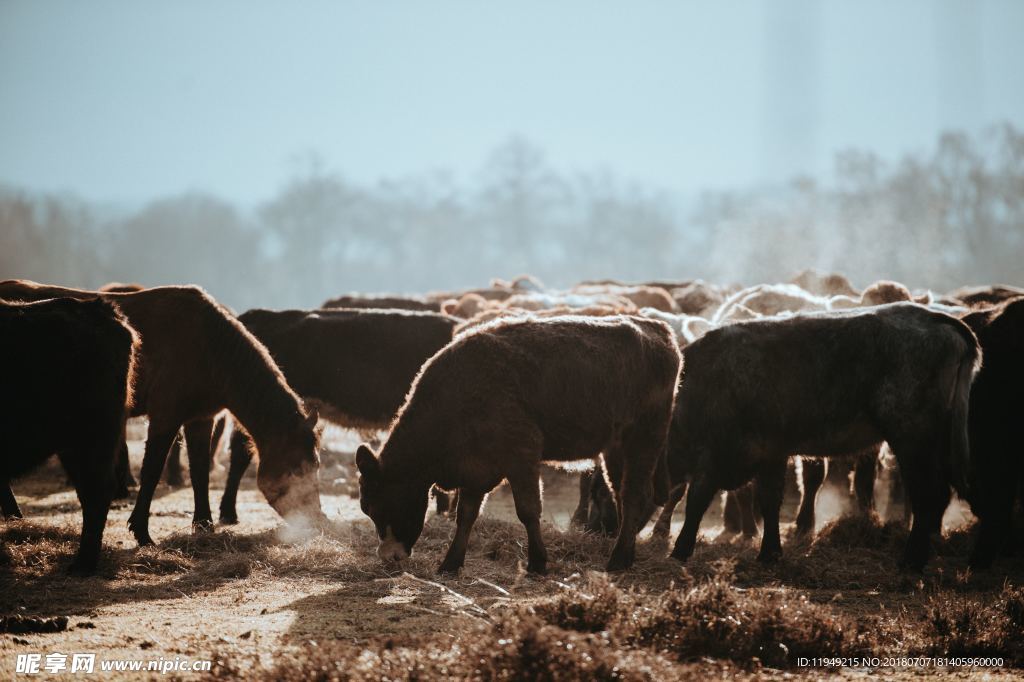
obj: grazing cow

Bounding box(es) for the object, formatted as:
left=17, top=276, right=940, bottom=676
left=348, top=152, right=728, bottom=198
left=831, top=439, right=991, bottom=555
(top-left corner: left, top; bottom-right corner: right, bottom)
left=667, top=303, right=979, bottom=571
left=356, top=315, right=681, bottom=574
left=961, top=298, right=1024, bottom=569
left=219, top=308, right=459, bottom=523
left=321, top=294, right=441, bottom=312
left=1, top=297, right=138, bottom=573
left=0, top=280, right=322, bottom=546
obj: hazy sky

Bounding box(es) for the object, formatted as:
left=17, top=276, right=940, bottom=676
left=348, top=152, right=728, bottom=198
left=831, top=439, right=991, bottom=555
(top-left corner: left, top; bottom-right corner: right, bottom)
left=1, top=0, right=1022, bottom=205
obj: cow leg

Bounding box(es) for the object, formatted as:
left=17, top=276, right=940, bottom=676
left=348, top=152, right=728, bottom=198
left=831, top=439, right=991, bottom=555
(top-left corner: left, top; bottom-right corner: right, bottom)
left=756, top=459, right=787, bottom=563
left=735, top=483, right=759, bottom=537
left=898, top=443, right=950, bottom=571
left=59, top=447, right=115, bottom=575
left=432, top=487, right=451, bottom=515
left=113, top=441, right=135, bottom=499
left=164, top=431, right=185, bottom=487
left=795, top=457, right=825, bottom=537
left=606, top=413, right=668, bottom=571
left=210, top=415, right=227, bottom=460
left=722, top=490, right=742, bottom=536
left=971, top=491, right=1014, bottom=570
left=219, top=428, right=252, bottom=524
left=671, top=475, right=717, bottom=561
left=571, top=470, right=593, bottom=528
left=438, top=489, right=485, bottom=575
left=652, top=483, right=686, bottom=538
left=184, top=418, right=215, bottom=532
left=969, top=445, right=1017, bottom=569
left=0, top=481, right=22, bottom=519
left=887, top=462, right=913, bottom=527
left=853, top=448, right=878, bottom=514
left=507, top=468, right=548, bottom=574
left=587, top=469, right=619, bottom=536
left=128, top=424, right=180, bottom=546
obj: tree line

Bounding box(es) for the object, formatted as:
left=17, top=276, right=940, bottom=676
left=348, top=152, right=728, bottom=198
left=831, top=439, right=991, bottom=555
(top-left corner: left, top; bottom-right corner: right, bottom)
left=2, top=124, right=1021, bottom=311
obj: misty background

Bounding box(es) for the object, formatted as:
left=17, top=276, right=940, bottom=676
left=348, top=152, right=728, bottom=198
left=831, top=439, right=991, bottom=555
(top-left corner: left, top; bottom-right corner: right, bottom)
left=2, top=1, right=1023, bottom=311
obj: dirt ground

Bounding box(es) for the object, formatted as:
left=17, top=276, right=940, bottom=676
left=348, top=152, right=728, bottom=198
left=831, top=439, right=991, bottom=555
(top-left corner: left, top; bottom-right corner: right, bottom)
left=2, top=423, right=1021, bottom=680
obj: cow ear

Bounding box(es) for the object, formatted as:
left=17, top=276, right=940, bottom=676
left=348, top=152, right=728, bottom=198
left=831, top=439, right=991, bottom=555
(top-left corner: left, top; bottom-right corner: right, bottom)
left=356, top=444, right=379, bottom=478
left=304, top=408, right=319, bottom=430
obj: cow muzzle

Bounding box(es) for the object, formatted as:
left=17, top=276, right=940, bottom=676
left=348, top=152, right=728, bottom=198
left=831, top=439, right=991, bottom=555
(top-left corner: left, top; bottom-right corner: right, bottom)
left=377, top=528, right=409, bottom=562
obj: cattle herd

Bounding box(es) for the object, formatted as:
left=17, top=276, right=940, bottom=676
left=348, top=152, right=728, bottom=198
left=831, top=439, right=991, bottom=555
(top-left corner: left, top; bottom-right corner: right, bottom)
left=1, top=271, right=1022, bottom=579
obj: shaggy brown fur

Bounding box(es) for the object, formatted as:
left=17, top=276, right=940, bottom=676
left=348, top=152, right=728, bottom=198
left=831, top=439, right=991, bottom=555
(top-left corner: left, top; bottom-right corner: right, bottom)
left=220, top=308, right=459, bottom=523
left=944, top=284, right=1024, bottom=309
left=321, top=294, right=442, bottom=312
left=0, top=280, right=321, bottom=546
left=860, top=280, right=913, bottom=306
left=356, top=315, right=682, bottom=574
left=0, top=297, right=137, bottom=573
left=667, top=303, right=980, bottom=571
left=98, top=282, right=146, bottom=293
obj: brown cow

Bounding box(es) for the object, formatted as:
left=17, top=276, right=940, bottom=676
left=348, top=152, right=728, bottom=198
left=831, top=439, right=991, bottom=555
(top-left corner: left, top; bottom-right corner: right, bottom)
left=356, top=315, right=681, bottom=574
left=667, top=303, right=979, bottom=571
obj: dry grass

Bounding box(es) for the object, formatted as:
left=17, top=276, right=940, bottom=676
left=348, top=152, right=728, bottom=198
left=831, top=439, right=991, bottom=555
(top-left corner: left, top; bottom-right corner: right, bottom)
left=2, top=453, right=1023, bottom=680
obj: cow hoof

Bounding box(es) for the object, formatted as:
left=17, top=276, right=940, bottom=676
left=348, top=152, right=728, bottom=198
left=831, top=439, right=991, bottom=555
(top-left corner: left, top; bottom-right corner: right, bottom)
left=127, top=518, right=154, bottom=547
left=669, top=547, right=692, bottom=562
left=757, top=548, right=782, bottom=564
left=437, top=561, right=462, bottom=576
left=526, top=561, right=548, bottom=576
left=192, top=519, right=214, bottom=534
left=605, top=551, right=635, bottom=572
left=219, top=512, right=239, bottom=525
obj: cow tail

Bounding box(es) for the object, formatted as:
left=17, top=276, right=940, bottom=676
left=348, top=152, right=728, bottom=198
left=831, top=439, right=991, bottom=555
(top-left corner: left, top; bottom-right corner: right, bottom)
left=949, top=338, right=980, bottom=498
